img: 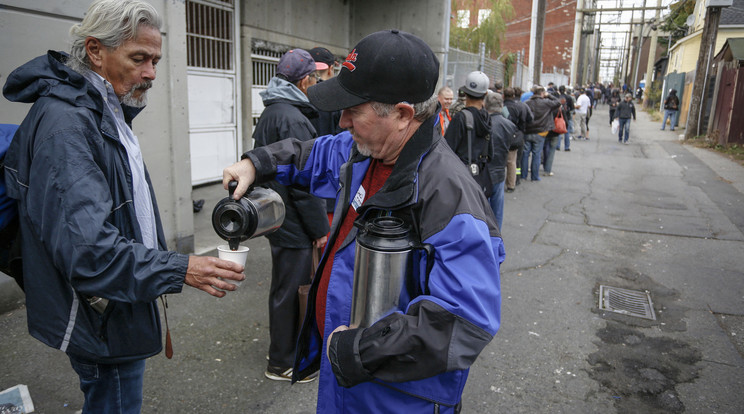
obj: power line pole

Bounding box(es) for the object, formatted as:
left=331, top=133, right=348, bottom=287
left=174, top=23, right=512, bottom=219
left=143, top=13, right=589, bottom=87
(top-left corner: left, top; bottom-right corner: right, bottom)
left=533, top=0, right=547, bottom=85
left=685, top=2, right=728, bottom=139
left=643, top=0, right=662, bottom=107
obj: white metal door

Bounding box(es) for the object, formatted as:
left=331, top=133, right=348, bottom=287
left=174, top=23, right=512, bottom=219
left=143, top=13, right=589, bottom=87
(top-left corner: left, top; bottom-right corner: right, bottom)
left=186, top=0, right=240, bottom=185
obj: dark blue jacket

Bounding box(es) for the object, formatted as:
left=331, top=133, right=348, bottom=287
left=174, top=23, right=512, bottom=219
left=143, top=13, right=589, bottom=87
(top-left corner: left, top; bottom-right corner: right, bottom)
left=2, top=51, right=188, bottom=363
left=245, top=113, right=504, bottom=413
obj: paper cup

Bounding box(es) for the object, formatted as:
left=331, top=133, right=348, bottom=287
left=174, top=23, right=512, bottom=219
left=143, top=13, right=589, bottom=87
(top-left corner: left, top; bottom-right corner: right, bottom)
left=217, top=245, right=249, bottom=287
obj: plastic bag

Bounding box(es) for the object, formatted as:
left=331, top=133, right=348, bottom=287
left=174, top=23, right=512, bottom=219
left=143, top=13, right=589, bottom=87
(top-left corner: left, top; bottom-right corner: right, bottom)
left=611, top=118, right=619, bottom=134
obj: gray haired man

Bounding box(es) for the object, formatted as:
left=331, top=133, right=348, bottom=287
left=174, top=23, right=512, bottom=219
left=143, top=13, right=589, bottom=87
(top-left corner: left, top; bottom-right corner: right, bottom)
left=2, top=1, right=244, bottom=412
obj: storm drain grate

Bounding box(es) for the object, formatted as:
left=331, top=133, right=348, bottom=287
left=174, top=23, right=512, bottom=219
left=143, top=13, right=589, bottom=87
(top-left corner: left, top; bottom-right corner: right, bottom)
left=598, top=285, right=656, bottom=320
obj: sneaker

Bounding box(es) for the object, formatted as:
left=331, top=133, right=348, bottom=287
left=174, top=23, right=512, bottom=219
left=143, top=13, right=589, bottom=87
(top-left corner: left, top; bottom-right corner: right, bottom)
left=265, top=365, right=319, bottom=383
left=565, top=148, right=570, bottom=151
left=506, top=188, right=515, bottom=193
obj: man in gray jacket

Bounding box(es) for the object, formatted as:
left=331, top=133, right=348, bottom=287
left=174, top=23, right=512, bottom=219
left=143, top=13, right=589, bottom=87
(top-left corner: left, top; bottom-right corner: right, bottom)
left=522, top=86, right=561, bottom=182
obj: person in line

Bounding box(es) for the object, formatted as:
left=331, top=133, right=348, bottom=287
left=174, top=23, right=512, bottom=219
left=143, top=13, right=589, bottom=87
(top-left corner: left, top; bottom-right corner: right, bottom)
left=485, top=91, right=518, bottom=230
left=2, top=1, right=245, bottom=412
left=523, top=85, right=561, bottom=182
left=309, top=46, right=343, bottom=137
left=436, top=86, right=454, bottom=135
left=661, top=89, right=680, bottom=131
left=506, top=87, right=532, bottom=191
left=308, top=46, right=343, bottom=232
left=223, top=29, right=503, bottom=413
left=608, top=88, right=621, bottom=125
left=574, top=89, right=592, bottom=140
left=444, top=71, right=493, bottom=197
left=616, top=93, right=636, bottom=144
left=253, top=48, right=330, bottom=383
left=557, top=85, right=574, bottom=151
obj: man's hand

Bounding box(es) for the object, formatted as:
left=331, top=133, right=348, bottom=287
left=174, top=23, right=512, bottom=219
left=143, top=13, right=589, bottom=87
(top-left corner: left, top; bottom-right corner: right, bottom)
left=184, top=255, right=245, bottom=298
left=327, top=325, right=350, bottom=361
left=223, top=158, right=257, bottom=200
left=313, top=236, right=328, bottom=249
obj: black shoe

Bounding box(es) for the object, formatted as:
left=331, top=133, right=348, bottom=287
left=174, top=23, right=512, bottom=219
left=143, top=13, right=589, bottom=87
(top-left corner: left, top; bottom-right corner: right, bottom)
left=265, top=365, right=318, bottom=383
left=192, top=199, right=205, bottom=213
left=565, top=148, right=570, bottom=151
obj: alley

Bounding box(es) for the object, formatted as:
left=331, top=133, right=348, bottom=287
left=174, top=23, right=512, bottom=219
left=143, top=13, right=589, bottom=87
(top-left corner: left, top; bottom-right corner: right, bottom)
left=1, top=105, right=743, bottom=413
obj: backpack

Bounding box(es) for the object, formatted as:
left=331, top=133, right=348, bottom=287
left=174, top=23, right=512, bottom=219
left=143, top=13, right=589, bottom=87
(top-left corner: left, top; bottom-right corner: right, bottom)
left=0, top=124, right=23, bottom=291
left=462, top=110, right=494, bottom=197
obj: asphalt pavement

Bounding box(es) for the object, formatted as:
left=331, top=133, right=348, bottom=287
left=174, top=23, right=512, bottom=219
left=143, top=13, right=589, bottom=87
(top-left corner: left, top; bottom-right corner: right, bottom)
left=1, top=105, right=743, bottom=413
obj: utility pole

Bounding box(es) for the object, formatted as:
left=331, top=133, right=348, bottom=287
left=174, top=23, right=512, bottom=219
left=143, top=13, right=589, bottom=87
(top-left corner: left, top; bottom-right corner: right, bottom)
left=533, top=0, right=547, bottom=86
left=632, top=0, right=648, bottom=91
left=570, top=0, right=584, bottom=86
left=643, top=0, right=661, bottom=107
left=685, top=2, right=729, bottom=139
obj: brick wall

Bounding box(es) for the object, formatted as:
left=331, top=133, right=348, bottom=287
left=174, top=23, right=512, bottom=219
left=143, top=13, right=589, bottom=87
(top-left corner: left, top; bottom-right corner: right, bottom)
left=503, top=0, right=577, bottom=75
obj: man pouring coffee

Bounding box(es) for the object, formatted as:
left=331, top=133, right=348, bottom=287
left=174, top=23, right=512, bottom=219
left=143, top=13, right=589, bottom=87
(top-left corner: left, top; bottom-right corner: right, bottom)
left=223, top=29, right=504, bottom=413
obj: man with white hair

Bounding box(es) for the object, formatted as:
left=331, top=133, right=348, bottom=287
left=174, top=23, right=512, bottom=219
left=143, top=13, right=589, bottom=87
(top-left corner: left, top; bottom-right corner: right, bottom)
left=2, top=1, right=244, bottom=412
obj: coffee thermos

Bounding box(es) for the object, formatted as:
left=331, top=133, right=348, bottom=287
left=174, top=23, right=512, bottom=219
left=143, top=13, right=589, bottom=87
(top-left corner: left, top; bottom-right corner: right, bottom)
left=211, top=181, right=285, bottom=250
left=351, top=216, right=426, bottom=329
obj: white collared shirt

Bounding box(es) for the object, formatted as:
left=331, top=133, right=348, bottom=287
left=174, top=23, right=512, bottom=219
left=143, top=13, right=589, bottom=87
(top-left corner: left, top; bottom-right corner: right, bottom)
left=83, top=71, right=157, bottom=249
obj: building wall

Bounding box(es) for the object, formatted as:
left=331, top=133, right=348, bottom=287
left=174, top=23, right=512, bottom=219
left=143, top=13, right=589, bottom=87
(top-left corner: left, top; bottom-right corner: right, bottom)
left=239, top=0, right=448, bottom=151
left=502, top=0, right=577, bottom=77
left=668, top=28, right=744, bottom=74
left=0, top=0, right=194, bottom=252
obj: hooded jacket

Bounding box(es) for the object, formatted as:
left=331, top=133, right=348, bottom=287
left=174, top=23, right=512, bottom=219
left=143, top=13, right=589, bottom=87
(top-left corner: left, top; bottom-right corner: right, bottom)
left=525, top=94, right=561, bottom=134
left=2, top=51, right=188, bottom=363
left=244, top=111, right=504, bottom=413
left=253, top=77, right=329, bottom=247
left=443, top=106, right=492, bottom=167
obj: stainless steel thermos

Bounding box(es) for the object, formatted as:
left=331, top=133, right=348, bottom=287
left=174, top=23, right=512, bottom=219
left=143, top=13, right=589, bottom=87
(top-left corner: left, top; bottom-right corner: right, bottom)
left=350, top=216, right=415, bottom=328
left=211, top=181, right=285, bottom=250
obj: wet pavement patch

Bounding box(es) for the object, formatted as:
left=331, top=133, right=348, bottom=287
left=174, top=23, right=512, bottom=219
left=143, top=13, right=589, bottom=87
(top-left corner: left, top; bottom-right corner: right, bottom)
left=587, top=322, right=701, bottom=413
left=589, top=270, right=702, bottom=412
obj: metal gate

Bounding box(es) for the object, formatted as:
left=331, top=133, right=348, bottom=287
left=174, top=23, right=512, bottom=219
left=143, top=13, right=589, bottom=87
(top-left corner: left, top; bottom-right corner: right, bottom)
left=186, top=0, right=241, bottom=185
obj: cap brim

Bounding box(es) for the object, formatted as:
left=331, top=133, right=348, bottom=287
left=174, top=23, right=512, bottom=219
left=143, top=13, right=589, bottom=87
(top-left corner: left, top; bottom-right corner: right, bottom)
left=308, top=76, right=368, bottom=112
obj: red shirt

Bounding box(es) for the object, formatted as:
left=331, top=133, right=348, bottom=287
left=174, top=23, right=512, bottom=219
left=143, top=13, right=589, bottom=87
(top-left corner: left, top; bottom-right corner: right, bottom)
left=315, top=159, right=394, bottom=335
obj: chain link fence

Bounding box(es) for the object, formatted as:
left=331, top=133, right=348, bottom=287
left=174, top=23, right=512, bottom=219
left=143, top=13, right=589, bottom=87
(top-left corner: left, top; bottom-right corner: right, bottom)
left=445, top=47, right=504, bottom=90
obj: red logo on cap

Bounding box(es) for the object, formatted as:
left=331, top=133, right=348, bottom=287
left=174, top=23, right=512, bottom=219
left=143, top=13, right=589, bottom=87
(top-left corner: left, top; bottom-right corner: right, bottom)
left=342, top=49, right=358, bottom=72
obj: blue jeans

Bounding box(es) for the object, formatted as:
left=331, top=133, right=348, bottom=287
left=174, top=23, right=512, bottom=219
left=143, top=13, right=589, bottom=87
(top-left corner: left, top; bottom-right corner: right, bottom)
left=488, top=180, right=505, bottom=231
left=560, top=119, right=573, bottom=150
left=662, top=109, right=678, bottom=130
left=522, top=134, right=544, bottom=181
left=68, top=354, right=146, bottom=414
left=543, top=135, right=559, bottom=173
left=618, top=118, right=631, bottom=142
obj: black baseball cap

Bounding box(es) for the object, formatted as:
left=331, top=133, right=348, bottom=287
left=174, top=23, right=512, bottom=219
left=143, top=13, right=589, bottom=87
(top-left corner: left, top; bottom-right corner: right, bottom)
left=309, top=47, right=336, bottom=67
left=308, top=29, right=440, bottom=112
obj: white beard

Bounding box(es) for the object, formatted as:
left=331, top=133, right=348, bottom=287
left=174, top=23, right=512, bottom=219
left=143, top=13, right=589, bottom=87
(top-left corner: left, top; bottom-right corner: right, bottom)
left=120, top=81, right=152, bottom=108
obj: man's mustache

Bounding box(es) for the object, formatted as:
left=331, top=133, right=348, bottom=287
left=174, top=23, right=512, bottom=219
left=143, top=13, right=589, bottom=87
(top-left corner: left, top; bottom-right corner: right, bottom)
left=132, top=80, right=153, bottom=92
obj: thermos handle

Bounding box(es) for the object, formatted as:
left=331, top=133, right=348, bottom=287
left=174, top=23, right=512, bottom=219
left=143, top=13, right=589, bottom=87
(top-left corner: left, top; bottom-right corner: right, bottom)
left=228, top=180, right=238, bottom=198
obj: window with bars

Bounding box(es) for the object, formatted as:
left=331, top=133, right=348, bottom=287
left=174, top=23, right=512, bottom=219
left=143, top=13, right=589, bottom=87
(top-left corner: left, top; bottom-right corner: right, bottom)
left=186, top=0, right=234, bottom=70
left=251, top=48, right=283, bottom=87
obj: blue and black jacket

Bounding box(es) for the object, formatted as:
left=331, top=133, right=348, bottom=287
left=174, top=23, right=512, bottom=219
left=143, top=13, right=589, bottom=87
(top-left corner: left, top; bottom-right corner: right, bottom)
left=244, top=110, right=504, bottom=413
